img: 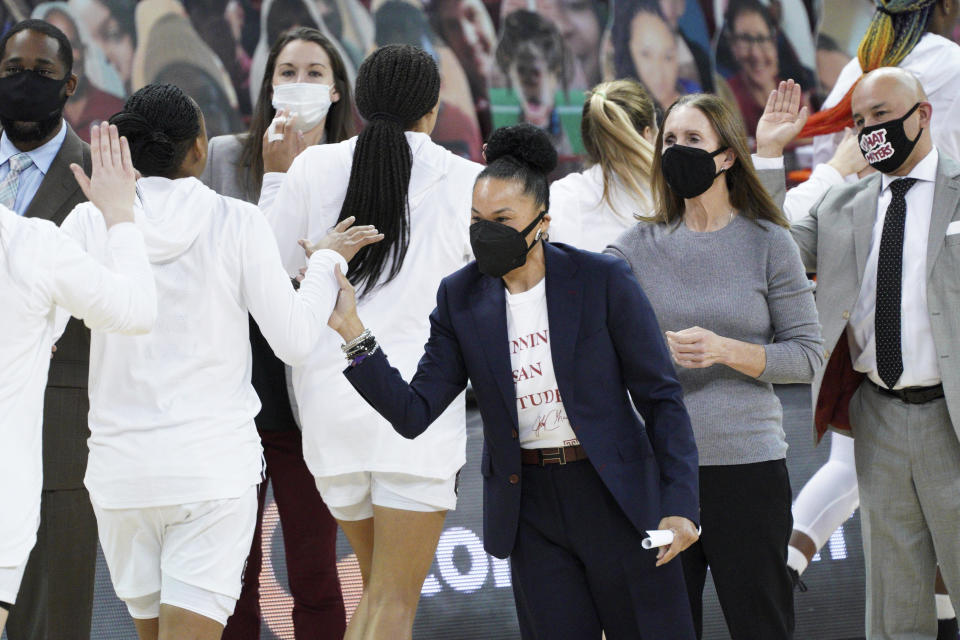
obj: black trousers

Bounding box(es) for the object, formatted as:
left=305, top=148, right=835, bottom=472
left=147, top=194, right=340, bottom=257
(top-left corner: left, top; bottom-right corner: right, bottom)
left=681, top=459, right=794, bottom=640
left=510, top=460, right=695, bottom=640
left=6, top=488, right=97, bottom=640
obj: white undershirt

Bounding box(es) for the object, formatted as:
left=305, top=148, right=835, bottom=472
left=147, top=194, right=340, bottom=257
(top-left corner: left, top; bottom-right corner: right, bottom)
left=505, top=279, right=579, bottom=449
left=848, top=147, right=941, bottom=389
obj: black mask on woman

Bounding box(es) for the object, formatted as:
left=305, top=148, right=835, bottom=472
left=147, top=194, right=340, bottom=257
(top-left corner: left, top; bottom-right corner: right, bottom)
left=470, top=211, right=546, bottom=278
left=661, top=144, right=728, bottom=199
left=857, top=102, right=923, bottom=174
left=0, top=70, right=69, bottom=122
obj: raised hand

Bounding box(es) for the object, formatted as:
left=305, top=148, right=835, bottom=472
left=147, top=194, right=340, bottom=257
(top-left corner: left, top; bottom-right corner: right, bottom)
left=827, top=128, right=869, bottom=178
left=263, top=108, right=307, bottom=173
left=299, top=216, right=384, bottom=262
left=755, top=79, right=809, bottom=158
left=69, top=122, right=138, bottom=228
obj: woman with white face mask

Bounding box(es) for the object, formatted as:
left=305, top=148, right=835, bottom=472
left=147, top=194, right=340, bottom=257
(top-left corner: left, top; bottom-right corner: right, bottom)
left=200, top=26, right=354, bottom=639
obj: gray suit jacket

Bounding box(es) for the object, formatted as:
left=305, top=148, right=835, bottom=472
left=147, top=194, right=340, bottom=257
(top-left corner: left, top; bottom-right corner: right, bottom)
left=763, top=153, right=960, bottom=443
left=201, top=133, right=255, bottom=202
left=20, top=123, right=94, bottom=489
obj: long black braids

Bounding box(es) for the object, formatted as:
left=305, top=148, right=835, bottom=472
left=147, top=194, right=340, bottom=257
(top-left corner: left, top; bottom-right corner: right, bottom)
left=338, top=44, right=440, bottom=297
left=109, top=84, right=202, bottom=179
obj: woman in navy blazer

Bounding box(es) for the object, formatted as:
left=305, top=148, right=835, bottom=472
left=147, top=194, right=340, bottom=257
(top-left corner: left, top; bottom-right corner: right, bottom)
left=326, top=124, right=700, bottom=640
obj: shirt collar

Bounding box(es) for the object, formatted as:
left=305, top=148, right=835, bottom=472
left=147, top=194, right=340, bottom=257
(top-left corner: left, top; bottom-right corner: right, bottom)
left=881, top=146, right=939, bottom=192
left=0, top=120, right=68, bottom=176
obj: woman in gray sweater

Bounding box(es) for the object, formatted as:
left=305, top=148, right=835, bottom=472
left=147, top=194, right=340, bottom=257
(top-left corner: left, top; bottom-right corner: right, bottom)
left=606, top=86, right=823, bottom=640
left=200, top=26, right=353, bottom=639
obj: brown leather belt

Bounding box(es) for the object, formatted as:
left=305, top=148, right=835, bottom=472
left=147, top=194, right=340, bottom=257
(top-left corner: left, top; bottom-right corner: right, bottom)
left=521, top=445, right=588, bottom=466
left=869, top=380, right=944, bottom=404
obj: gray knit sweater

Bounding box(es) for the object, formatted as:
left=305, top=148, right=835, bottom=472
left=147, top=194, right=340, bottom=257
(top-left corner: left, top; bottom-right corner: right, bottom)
left=606, top=215, right=823, bottom=466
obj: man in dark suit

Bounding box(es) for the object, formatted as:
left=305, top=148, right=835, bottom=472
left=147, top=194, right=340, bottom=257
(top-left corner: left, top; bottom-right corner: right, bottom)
left=0, top=19, right=94, bottom=640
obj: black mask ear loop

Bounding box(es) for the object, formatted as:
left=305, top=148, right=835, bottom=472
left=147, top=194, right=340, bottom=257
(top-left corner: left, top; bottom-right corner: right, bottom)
left=523, top=210, right=547, bottom=252
left=712, top=146, right=730, bottom=178
left=902, top=102, right=924, bottom=144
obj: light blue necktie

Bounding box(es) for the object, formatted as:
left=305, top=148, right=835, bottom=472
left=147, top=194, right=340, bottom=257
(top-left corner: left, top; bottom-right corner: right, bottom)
left=0, top=152, right=34, bottom=210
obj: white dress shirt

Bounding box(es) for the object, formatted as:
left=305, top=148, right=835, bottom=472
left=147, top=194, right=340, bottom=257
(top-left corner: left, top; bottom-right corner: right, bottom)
left=848, top=147, right=941, bottom=389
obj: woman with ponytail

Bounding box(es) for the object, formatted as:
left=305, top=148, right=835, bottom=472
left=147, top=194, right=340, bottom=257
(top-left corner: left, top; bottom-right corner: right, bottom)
left=324, top=122, right=700, bottom=639
left=57, top=83, right=380, bottom=639
left=804, top=0, right=960, bottom=166
left=260, top=44, right=483, bottom=640
left=549, top=79, right=657, bottom=251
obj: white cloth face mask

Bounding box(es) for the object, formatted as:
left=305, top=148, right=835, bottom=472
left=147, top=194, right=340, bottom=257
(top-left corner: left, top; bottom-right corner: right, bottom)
left=271, top=82, right=332, bottom=133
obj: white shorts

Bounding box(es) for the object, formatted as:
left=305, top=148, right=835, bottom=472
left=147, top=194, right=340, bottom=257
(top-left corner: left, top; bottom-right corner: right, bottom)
left=315, top=471, right=457, bottom=521
left=0, top=559, right=27, bottom=605
left=92, top=486, right=258, bottom=625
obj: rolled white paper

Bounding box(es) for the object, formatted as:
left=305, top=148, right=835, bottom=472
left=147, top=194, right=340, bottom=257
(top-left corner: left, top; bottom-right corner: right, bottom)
left=641, top=529, right=675, bottom=549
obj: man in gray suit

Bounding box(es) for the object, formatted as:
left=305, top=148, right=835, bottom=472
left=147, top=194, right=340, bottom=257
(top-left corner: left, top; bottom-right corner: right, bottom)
left=757, top=69, right=960, bottom=638
left=0, top=19, right=95, bottom=640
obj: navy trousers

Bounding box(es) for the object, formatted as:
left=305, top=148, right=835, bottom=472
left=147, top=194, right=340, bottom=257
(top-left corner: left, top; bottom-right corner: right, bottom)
left=510, top=459, right=696, bottom=640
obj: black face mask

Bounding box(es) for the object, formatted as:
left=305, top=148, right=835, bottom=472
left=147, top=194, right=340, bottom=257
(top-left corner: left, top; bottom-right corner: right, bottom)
left=470, top=211, right=546, bottom=278
left=0, top=70, right=69, bottom=144
left=857, top=102, right=923, bottom=174
left=661, top=144, right=728, bottom=199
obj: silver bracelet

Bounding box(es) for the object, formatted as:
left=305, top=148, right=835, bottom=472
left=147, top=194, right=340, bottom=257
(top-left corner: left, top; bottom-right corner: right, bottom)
left=340, top=328, right=372, bottom=354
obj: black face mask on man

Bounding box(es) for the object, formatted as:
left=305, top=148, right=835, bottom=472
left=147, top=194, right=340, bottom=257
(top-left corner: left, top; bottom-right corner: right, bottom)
left=857, top=102, right=923, bottom=174
left=661, top=144, right=728, bottom=199
left=0, top=70, right=70, bottom=143
left=470, top=210, right=546, bottom=278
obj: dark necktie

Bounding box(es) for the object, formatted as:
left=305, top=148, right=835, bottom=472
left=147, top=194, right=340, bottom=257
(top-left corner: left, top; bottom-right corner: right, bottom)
left=875, top=177, right=918, bottom=389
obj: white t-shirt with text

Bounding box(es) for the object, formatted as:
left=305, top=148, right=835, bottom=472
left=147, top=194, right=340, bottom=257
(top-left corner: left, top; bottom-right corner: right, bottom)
left=505, top=279, right=579, bottom=449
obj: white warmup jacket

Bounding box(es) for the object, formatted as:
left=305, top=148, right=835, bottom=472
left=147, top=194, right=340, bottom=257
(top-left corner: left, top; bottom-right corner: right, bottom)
left=0, top=205, right=155, bottom=568
left=813, top=33, right=960, bottom=168
left=548, top=165, right=649, bottom=252
left=59, top=176, right=344, bottom=509
left=260, top=131, right=483, bottom=480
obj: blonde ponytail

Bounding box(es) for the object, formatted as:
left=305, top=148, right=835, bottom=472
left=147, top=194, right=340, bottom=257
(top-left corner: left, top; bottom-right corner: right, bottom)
left=581, top=80, right=657, bottom=223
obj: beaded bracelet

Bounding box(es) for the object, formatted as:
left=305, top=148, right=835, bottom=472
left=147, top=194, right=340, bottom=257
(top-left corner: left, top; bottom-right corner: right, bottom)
left=350, top=344, right=380, bottom=367
left=340, top=328, right=371, bottom=354
left=344, top=334, right=377, bottom=359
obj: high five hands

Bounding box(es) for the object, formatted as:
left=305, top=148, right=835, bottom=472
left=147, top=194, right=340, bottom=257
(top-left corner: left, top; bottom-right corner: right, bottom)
left=755, top=79, right=809, bottom=158
left=70, top=122, right=138, bottom=229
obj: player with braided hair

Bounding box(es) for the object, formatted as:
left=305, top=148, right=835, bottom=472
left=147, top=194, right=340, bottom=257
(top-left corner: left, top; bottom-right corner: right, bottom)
left=803, top=0, right=960, bottom=164
left=58, top=83, right=381, bottom=639
left=260, top=44, right=483, bottom=640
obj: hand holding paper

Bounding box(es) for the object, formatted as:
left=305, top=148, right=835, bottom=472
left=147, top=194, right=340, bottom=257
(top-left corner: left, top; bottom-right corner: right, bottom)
left=651, top=516, right=700, bottom=567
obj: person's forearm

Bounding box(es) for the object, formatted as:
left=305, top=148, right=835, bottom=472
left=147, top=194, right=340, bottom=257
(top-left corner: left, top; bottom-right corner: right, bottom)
left=720, top=337, right=767, bottom=378
left=336, top=314, right=366, bottom=343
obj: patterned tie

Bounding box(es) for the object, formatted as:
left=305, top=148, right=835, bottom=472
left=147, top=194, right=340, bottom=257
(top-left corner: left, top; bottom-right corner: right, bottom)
left=0, top=153, right=35, bottom=210
left=875, top=177, right=918, bottom=389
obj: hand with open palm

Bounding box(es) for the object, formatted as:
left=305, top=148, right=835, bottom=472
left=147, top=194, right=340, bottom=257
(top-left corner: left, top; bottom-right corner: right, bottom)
left=755, top=79, right=809, bottom=158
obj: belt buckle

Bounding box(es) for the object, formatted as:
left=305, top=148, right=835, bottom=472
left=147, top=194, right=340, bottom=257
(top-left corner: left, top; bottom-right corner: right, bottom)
left=539, top=447, right=566, bottom=466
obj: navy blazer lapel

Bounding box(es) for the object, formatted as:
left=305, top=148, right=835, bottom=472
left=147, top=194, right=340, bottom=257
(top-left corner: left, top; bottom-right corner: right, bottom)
left=470, top=275, right=518, bottom=428
left=544, top=243, right=581, bottom=407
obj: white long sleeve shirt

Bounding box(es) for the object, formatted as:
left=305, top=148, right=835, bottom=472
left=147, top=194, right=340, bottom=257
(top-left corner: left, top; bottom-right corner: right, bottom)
left=813, top=34, right=960, bottom=167
left=0, top=206, right=155, bottom=567
left=60, top=176, right=344, bottom=508
left=547, top=165, right=649, bottom=252
left=259, top=132, right=483, bottom=479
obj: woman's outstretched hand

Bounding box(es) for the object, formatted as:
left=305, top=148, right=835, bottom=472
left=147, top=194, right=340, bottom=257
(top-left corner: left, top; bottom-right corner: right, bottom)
left=299, top=216, right=384, bottom=262
left=328, top=265, right=365, bottom=341
left=755, top=79, right=809, bottom=158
